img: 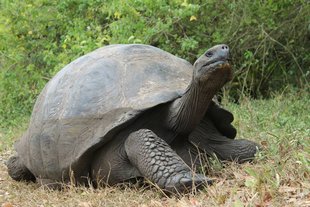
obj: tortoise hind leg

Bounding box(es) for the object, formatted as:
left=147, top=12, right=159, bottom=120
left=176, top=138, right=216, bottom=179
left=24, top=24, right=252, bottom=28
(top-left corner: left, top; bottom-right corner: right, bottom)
left=125, top=129, right=212, bottom=194
left=6, top=155, right=36, bottom=182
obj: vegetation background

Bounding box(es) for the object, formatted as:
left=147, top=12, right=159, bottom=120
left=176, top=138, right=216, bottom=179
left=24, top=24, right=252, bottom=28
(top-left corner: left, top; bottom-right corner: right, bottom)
left=0, top=0, right=309, bottom=128
left=0, top=0, right=309, bottom=206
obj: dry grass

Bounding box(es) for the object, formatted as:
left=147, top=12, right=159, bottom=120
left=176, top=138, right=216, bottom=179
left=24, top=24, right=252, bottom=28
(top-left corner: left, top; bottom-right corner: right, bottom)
left=0, top=91, right=309, bottom=207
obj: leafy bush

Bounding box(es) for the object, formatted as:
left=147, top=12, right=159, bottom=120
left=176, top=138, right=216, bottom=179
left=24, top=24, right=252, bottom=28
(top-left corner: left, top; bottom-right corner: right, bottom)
left=0, top=0, right=309, bottom=126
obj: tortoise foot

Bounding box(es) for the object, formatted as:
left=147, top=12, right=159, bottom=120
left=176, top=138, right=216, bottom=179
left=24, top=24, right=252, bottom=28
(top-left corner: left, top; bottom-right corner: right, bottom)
left=164, top=172, right=212, bottom=194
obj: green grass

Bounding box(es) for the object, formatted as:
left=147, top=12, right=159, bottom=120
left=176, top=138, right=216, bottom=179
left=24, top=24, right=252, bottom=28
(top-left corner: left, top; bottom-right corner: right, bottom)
left=0, top=89, right=309, bottom=206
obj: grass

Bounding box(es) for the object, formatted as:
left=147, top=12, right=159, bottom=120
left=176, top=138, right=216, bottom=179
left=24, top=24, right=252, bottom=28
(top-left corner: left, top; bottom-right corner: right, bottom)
left=0, top=89, right=309, bottom=207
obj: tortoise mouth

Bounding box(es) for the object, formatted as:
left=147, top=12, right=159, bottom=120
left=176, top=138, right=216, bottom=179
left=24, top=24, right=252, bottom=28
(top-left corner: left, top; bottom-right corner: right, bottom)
left=199, top=57, right=233, bottom=82
left=203, top=58, right=231, bottom=72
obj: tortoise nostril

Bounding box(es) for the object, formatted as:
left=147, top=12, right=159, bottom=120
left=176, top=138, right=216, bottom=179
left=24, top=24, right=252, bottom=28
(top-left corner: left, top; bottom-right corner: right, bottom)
left=222, top=45, right=228, bottom=50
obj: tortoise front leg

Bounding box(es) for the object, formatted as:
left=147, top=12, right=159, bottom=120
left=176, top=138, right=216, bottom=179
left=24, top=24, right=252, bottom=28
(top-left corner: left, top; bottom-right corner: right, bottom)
left=205, top=100, right=237, bottom=139
left=189, top=117, right=260, bottom=163
left=125, top=129, right=212, bottom=193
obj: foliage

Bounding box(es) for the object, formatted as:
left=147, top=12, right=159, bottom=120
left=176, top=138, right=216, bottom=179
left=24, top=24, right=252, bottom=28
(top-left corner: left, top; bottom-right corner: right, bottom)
left=0, top=0, right=309, bottom=127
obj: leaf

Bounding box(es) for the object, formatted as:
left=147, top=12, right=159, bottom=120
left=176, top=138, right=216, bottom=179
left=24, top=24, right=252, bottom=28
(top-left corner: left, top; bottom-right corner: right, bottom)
left=1, top=202, right=14, bottom=207
left=232, top=200, right=244, bottom=207
left=190, top=15, right=197, bottom=21
left=244, top=176, right=257, bottom=189
left=78, top=202, right=91, bottom=207
left=114, top=11, right=121, bottom=19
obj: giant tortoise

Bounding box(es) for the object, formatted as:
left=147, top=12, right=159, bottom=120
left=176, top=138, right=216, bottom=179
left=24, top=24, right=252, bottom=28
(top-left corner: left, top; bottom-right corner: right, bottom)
left=7, top=44, right=259, bottom=193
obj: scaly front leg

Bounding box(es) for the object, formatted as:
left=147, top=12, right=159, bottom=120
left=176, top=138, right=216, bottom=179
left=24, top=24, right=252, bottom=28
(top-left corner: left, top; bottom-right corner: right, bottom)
left=189, top=117, right=260, bottom=163
left=125, top=129, right=212, bottom=194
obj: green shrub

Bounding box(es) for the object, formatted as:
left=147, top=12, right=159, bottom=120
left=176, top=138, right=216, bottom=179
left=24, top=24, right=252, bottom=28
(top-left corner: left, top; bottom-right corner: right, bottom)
left=0, top=0, right=309, bottom=127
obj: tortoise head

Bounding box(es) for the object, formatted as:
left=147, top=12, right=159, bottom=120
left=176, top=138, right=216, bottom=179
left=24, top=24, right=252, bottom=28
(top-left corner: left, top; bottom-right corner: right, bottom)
left=193, top=44, right=233, bottom=83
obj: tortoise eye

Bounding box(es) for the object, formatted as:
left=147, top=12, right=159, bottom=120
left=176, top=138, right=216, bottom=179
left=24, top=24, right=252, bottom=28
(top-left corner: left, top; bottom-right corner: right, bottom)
left=205, top=51, right=213, bottom=57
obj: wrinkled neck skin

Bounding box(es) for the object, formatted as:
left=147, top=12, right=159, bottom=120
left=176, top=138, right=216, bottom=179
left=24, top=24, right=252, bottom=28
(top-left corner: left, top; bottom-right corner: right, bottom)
left=165, top=72, right=229, bottom=135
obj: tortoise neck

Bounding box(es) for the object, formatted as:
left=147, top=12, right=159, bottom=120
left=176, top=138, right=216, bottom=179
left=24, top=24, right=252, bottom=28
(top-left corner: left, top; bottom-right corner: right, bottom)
left=165, top=78, right=222, bottom=134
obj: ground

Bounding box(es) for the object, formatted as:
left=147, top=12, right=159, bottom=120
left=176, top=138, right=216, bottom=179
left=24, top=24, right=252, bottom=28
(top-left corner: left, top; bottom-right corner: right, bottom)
left=0, top=90, right=309, bottom=207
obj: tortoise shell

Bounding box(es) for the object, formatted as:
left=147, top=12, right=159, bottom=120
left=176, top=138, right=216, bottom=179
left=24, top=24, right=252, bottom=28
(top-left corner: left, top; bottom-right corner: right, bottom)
left=15, top=44, right=193, bottom=181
